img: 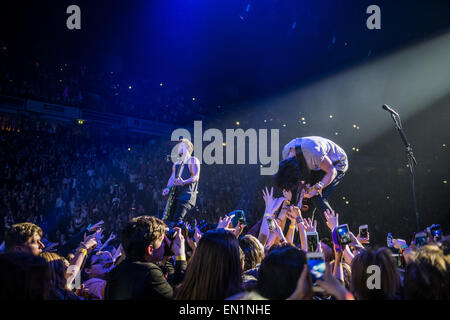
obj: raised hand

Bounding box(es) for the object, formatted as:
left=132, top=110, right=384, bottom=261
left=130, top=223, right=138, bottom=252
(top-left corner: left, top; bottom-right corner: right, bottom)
left=89, top=220, right=104, bottom=232
left=262, top=187, right=285, bottom=215
left=94, top=228, right=104, bottom=242
left=356, top=231, right=370, bottom=244
left=316, top=263, right=353, bottom=300
left=217, top=215, right=233, bottom=229
left=172, top=227, right=185, bottom=257
left=233, top=221, right=246, bottom=238
left=324, top=209, right=339, bottom=231
left=108, top=232, right=116, bottom=242
left=287, top=265, right=313, bottom=300
left=302, top=217, right=317, bottom=233
left=286, top=206, right=302, bottom=222
left=193, top=226, right=203, bottom=243
left=270, top=218, right=287, bottom=243
left=81, top=237, right=98, bottom=251
left=349, top=232, right=364, bottom=249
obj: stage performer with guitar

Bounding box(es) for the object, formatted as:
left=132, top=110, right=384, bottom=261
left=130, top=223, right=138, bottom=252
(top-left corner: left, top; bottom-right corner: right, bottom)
left=274, top=136, right=348, bottom=232
left=162, top=138, right=200, bottom=224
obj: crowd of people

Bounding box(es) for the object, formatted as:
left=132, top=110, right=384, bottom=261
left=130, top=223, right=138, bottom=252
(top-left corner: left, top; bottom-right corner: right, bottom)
left=0, top=114, right=268, bottom=255
left=1, top=202, right=449, bottom=300
left=0, top=113, right=449, bottom=300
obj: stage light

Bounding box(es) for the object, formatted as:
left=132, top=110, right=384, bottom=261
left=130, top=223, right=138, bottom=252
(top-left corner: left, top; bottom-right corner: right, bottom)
left=129, top=86, right=132, bottom=89
left=352, top=147, right=356, bottom=151
left=302, top=121, right=306, bottom=125
left=387, top=196, right=390, bottom=199
left=443, top=143, right=446, bottom=147
left=222, top=142, right=227, bottom=146
left=264, top=120, right=267, bottom=123
left=301, top=117, right=305, bottom=121
left=160, top=83, right=163, bottom=86
left=329, top=115, right=333, bottom=119
left=356, top=148, right=359, bottom=152
left=353, top=124, right=357, bottom=128
left=77, top=120, right=84, bottom=125
left=342, top=196, right=346, bottom=200
left=335, top=132, right=339, bottom=135
left=128, top=147, right=131, bottom=151
left=192, top=97, right=196, bottom=101
left=236, top=121, right=240, bottom=125
left=444, top=180, right=448, bottom=184
left=345, top=200, right=349, bottom=205
left=283, top=124, right=286, bottom=127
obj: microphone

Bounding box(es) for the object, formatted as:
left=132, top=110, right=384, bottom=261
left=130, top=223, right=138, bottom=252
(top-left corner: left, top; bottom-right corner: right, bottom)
left=382, top=104, right=399, bottom=116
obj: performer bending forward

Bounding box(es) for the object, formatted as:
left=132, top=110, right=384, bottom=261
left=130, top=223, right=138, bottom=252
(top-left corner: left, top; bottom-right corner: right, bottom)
left=162, top=139, right=200, bottom=224
left=274, top=136, right=348, bottom=224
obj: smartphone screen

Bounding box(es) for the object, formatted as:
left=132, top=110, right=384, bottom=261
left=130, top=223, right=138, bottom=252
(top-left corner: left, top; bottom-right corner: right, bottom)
left=392, top=253, right=403, bottom=268
left=337, top=224, right=351, bottom=245
left=230, top=210, right=243, bottom=228
left=415, top=232, right=427, bottom=247
left=307, top=253, right=326, bottom=284
left=306, top=232, right=319, bottom=252
left=267, top=217, right=275, bottom=231
left=430, top=225, right=442, bottom=241
left=359, top=225, right=368, bottom=238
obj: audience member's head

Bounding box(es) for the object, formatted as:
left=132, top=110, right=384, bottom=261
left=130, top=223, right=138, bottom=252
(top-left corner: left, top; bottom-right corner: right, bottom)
left=257, top=245, right=307, bottom=300
left=319, top=238, right=335, bottom=262
left=239, top=234, right=265, bottom=271
left=404, top=244, right=450, bottom=300
left=121, top=216, right=166, bottom=262
left=40, top=252, right=79, bottom=300
left=0, top=252, right=50, bottom=299
left=350, top=247, right=400, bottom=300
left=273, top=158, right=301, bottom=199
left=84, top=251, right=114, bottom=280
left=176, top=228, right=242, bottom=300
left=4, top=222, right=45, bottom=255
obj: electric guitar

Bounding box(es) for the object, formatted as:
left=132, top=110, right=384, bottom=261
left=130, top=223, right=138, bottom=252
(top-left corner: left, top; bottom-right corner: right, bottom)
left=162, top=161, right=185, bottom=222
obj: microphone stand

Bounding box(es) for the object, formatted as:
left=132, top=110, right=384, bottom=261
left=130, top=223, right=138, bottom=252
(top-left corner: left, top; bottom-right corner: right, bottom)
left=389, top=112, right=420, bottom=231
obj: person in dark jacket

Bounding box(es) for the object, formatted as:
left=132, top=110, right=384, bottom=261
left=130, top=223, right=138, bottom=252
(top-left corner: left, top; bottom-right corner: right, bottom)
left=105, top=216, right=186, bottom=300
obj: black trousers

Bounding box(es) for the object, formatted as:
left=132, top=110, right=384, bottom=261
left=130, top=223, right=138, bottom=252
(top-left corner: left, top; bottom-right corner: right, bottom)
left=169, top=200, right=193, bottom=224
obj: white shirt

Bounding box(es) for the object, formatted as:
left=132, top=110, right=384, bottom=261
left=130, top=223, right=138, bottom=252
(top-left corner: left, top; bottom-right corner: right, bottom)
left=282, top=136, right=348, bottom=173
